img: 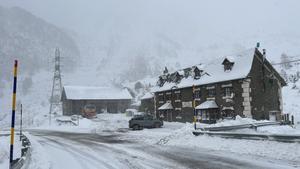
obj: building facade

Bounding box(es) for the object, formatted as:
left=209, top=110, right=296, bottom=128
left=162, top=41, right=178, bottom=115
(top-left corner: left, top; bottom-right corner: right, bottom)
left=140, top=92, right=155, bottom=115
left=61, top=86, right=132, bottom=116
left=143, top=48, right=286, bottom=123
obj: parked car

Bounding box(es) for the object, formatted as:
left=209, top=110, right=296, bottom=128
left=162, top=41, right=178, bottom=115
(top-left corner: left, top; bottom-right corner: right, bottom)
left=129, top=115, right=163, bottom=130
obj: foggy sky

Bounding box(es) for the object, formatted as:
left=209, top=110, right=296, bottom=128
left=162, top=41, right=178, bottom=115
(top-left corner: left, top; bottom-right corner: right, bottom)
left=1, top=0, right=300, bottom=61
left=1, top=0, right=299, bottom=37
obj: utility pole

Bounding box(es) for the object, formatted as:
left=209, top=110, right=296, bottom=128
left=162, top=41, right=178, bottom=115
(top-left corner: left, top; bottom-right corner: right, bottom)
left=49, top=48, right=63, bottom=125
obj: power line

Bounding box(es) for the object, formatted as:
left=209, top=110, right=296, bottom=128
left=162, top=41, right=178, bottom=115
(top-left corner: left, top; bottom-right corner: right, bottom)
left=272, top=59, right=300, bottom=65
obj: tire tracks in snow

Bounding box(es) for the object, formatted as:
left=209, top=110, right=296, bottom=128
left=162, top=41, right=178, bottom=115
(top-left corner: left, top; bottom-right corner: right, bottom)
left=35, top=135, right=117, bottom=169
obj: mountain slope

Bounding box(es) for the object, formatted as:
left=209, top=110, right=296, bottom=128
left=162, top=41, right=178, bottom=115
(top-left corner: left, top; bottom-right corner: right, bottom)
left=0, top=6, right=80, bottom=81
left=0, top=6, right=80, bottom=126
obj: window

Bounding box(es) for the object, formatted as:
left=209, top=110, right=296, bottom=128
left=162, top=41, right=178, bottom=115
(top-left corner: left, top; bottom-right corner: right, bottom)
left=223, top=87, right=233, bottom=97
left=166, top=92, right=172, bottom=101
left=158, top=93, right=164, bottom=101
left=144, top=115, right=153, bottom=120
left=208, top=89, right=216, bottom=97
left=224, top=63, right=234, bottom=71
left=133, top=116, right=144, bottom=120
left=222, top=58, right=235, bottom=72
left=194, top=90, right=201, bottom=99
left=175, top=91, right=181, bottom=101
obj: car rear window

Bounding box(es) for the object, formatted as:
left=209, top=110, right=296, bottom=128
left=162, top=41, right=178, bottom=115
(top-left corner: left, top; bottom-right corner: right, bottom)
left=132, top=116, right=144, bottom=120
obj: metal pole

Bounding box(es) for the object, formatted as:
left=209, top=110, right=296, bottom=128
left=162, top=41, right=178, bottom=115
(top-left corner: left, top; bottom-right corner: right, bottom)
left=49, top=109, right=51, bottom=126
left=153, top=92, right=157, bottom=119
left=20, top=104, right=22, bottom=141
left=192, top=85, right=196, bottom=130
left=9, top=60, right=18, bottom=169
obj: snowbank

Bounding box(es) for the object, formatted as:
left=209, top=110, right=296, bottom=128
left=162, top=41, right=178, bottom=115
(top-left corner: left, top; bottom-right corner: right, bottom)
left=196, top=116, right=300, bottom=134
left=122, top=116, right=300, bottom=163
left=24, top=132, right=51, bottom=169
left=0, top=134, right=22, bottom=169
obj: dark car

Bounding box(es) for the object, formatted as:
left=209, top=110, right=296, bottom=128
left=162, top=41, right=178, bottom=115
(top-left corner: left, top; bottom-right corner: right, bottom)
left=129, top=115, right=163, bottom=130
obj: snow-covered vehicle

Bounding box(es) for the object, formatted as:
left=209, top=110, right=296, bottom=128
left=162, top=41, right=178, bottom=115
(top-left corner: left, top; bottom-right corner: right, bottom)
left=129, top=115, right=163, bottom=130
left=82, top=104, right=97, bottom=119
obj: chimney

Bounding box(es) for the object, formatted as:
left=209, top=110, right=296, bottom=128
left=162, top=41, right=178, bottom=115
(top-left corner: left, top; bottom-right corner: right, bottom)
left=256, top=42, right=260, bottom=49
left=262, top=49, right=266, bottom=61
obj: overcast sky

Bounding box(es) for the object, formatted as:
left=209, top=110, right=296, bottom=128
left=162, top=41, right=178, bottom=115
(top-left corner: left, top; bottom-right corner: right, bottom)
left=1, top=0, right=300, bottom=59
left=1, top=0, right=299, bottom=35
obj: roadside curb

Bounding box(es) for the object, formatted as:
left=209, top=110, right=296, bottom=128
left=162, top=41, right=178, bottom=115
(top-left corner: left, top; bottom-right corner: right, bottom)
left=11, top=134, right=31, bottom=169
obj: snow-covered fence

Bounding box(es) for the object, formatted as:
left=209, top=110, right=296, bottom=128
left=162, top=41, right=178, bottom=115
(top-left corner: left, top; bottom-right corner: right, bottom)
left=56, top=119, right=77, bottom=126
left=193, top=131, right=300, bottom=143
left=11, top=134, right=31, bottom=169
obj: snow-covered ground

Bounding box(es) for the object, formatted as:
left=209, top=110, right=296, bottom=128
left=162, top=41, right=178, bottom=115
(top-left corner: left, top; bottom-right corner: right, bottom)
left=25, top=113, right=300, bottom=168
left=0, top=133, right=22, bottom=169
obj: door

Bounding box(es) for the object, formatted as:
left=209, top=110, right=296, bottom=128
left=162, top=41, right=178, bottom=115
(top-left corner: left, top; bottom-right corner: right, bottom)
left=144, top=115, right=154, bottom=127
left=167, top=111, right=173, bottom=122
left=269, top=113, right=276, bottom=121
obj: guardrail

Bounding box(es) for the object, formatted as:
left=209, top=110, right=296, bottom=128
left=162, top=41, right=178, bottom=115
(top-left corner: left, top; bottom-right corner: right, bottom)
left=192, top=131, right=300, bottom=143
left=0, top=133, right=10, bottom=137
left=197, top=121, right=281, bottom=131
left=11, top=134, right=31, bottom=169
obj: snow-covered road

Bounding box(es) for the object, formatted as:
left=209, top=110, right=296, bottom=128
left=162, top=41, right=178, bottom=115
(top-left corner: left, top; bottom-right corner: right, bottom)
left=25, top=130, right=295, bottom=169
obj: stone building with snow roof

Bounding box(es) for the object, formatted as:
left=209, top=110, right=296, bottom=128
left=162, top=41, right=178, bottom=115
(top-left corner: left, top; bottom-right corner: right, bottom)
left=61, top=86, right=133, bottom=116
left=147, top=47, right=286, bottom=123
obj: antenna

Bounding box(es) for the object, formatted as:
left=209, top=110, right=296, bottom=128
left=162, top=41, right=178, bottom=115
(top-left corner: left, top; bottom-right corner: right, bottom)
left=49, top=48, right=63, bottom=125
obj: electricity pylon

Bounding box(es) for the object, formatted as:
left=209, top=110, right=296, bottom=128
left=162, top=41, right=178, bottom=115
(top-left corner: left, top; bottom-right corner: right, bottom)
left=49, top=48, right=63, bottom=125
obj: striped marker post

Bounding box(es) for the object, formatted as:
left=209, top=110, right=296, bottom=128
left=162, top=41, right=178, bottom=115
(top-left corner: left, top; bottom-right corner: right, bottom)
left=9, top=60, right=18, bottom=168
left=192, top=85, right=197, bottom=130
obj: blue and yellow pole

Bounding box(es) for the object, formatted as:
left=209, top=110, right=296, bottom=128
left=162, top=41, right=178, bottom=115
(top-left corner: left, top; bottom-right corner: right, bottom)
left=9, top=60, right=18, bottom=168
left=192, top=85, right=196, bottom=130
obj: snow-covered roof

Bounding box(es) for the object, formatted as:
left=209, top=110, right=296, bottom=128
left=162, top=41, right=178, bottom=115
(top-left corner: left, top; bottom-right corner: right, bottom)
left=194, top=64, right=204, bottom=70
left=63, top=86, right=133, bottom=100
left=195, top=100, right=218, bottom=110
left=141, top=92, right=154, bottom=100
left=158, top=102, right=173, bottom=110
left=131, top=101, right=141, bottom=106
left=223, top=56, right=235, bottom=63
left=153, top=48, right=255, bottom=92
left=178, top=70, right=184, bottom=76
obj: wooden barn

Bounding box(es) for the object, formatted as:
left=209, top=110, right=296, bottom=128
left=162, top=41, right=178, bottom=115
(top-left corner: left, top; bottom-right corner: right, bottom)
left=61, top=86, right=133, bottom=116
left=141, top=47, right=286, bottom=123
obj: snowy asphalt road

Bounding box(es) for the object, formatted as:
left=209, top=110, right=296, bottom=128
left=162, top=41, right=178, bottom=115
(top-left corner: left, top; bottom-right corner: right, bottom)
left=27, top=130, right=294, bottom=169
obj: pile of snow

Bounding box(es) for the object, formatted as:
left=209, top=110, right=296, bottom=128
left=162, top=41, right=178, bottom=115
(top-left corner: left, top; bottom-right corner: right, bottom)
left=34, top=115, right=96, bottom=133
left=125, top=120, right=300, bottom=163
left=164, top=128, right=300, bottom=162
left=93, top=113, right=131, bottom=133
left=197, top=115, right=269, bottom=127
left=33, top=113, right=132, bottom=134
left=196, top=116, right=300, bottom=134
